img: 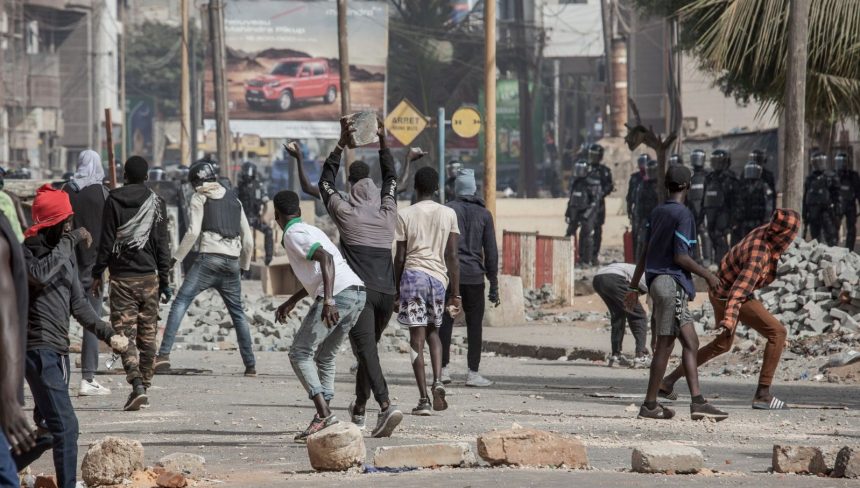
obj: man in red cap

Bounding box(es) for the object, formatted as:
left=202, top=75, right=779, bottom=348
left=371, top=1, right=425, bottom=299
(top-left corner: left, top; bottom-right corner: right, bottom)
left=20, top=185, right=128, bottom=488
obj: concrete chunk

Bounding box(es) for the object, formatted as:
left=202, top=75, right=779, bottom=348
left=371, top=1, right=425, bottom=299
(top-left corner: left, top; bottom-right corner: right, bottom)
left=81, top=436, right=145, bottom=486
left=306, top=422, right=366, bottom=471
left=772, top=445, right=827, bottom=474
left=157, top=453, right=206, bottom=478
left=373, top=442, right=476, bottom=469
left=477, top=428, right=588, bottom=468
left=631, top=444, right=703, bottom=474
left=834, top=446, right=860, bottom=478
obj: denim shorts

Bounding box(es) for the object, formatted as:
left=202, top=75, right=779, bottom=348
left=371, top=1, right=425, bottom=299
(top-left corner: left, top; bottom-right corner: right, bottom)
left=649, top=275, right=694, bottom=336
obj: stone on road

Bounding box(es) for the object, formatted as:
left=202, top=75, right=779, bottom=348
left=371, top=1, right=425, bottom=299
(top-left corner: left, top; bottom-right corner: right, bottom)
left=156, top=471, right=188, bottom=488
left=834, top=446, right=860, bottom=478
left=631, top=444, right=703, bottom=474
left=372, top=443, right=477, bottom=469
left=306, top=422, right=366, bottom=471
left=157, top=452, right=207, bottom=478
left=771, top=445, right=827, bottom=474
left=477, top=428, right=588, bottom=468
left=80, top=436, right=145, bottom=486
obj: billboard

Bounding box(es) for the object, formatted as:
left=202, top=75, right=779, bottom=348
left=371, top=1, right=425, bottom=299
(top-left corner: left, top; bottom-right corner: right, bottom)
left=204, top=1, right=388, bottom=139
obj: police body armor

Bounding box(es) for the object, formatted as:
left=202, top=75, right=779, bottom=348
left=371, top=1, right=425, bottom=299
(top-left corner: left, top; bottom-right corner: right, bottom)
left=839, top=177, right=857, bottom=212
left=569, top=179, right=591, bottom=210
left=238, top=180, right=265, bottom=218
left=741, top=179, right=768, bottom=222
left=586, top=175, right=603, bottom=205
left=636, top=180, right=659, bottom=222
left=689, top=170, right=707, bottom=216
left=202, top=195, right=242, bottom=238
left=807, top=172, right=833, bottom=208
left=704, top=173, right=730, bottom=209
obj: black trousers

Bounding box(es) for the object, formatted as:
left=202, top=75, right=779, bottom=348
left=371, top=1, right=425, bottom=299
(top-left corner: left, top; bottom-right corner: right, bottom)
left=350, top=289, right=394, bottom=406
left=249, top=217, right=274, bottom=264
left=705, top=209, right=731, bottom=264
left=842, top=205, right=857, bottom=251
left=441, top=283, right=485, bottom=372
left=808, top=205, right=838, bottom=246
left=592, top=274, right=648, bottom=356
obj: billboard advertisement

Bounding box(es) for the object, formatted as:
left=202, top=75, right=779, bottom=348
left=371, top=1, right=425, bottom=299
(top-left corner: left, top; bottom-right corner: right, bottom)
left=204, top=1, right=388, bottom=139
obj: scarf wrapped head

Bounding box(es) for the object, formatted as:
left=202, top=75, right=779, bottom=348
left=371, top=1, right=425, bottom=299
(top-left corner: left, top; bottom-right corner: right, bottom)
left=70, top=150, right=105, bottom=191
left=26, top=185, right=73, bottom=238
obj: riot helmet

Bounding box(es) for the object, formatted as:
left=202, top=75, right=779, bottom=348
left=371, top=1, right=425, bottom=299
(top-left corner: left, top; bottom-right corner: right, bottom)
left=690, top=149, right=706, bottom=170
left=240, top=161, right=258, bottom=182
left=148, top=167, right=166, bottom=182
left=189, top=158, right=219, bottom=188
left=61, top=171, right=74, bottom=182
left=572, top=159, right=589, bottom=179
left=637, top=154, right=649, bottom=171
left=749, top=149, right=766, bottom=166
left=645, top=159, right=659, bottom=180
left=835, top=152, right=850, bottom=172
left=174, top=165, right=190, bottom=182
left=669, top=153, right=683, bottom=167
left=811, top=152, right=828, bottom=172
left=743, top=162, right=763, bottom=180
left=710, top=149, right=731, bottom=172
left=587, top=143, right=604, bottom=166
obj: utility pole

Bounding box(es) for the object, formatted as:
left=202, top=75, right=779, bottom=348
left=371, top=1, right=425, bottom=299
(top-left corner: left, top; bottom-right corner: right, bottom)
left=783, top=0, right=809, bottom=212
left=484, top=0, right=497, bottom=218
left=337, top=0, right=353, bottom=170
left=190, top=22, right=199, bottom=160
left=209, top=0, right=231, bottom=182
left=513, top=0, right=536, bottom=198
left=180, top=0, right=191, bottom=166
left=119, top=0, right=127, bottom=164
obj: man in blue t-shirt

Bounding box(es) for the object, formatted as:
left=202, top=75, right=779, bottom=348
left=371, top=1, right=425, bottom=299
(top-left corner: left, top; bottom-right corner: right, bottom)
left=625, top=166, right=729, bottom=421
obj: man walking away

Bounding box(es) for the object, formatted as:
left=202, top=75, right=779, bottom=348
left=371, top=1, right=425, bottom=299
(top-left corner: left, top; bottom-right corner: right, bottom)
left=63, top=150, right=111, bottom=397
left=273, top=191, right=366, bottom=443
left=156, top=160, right=257, bottom=375
left=22, top=186, right=127, bottom=487
left=395, top=167, right=461, bottom=416
left=440, top=168, right=499, bottom=387
left=92, top=156, right=171, bottom=411
left=660, top=209, right=800, bottom=410
left=835, top=152, right=860, bottom=251
left=315, top=121, right=403, bottom=438
left=0, top=213, right=37, bottom=486
left=237, top=162, right=273, bottom=266
left=593, top=263, right=648, bottom=368
left=625, top=166, right=728, bottom=422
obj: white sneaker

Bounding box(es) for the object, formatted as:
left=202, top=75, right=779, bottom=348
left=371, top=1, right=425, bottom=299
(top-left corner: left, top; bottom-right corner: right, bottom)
left=79, top=379, right=111, bottom=396
left=465, top=370, right=493, bottom=387
left=440, top=366, right=452, bottom=385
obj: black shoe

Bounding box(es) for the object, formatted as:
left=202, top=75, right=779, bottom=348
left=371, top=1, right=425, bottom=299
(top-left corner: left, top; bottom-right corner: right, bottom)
left=371, top=405, right=403, bottom=438
left=124, top=386, right=148, bottom=411
left=637, top=403, right=675, bottom=420
left=431, top=381, right=448, bottom=411
left=690, top=402, right=729, bottom=422
left=411, top=398, right=432, bottom=416
left=244, top=366, right=257, bottom=377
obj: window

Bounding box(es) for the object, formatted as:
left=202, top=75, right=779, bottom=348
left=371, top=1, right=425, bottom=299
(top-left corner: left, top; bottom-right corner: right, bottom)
left=313, top=64, right=325, bottom=76
left=300, top=65, right=312, bottom=77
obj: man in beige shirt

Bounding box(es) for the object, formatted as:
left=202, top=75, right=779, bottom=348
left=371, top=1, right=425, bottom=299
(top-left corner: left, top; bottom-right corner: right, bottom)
left=394, top=167, right=461, bottom=416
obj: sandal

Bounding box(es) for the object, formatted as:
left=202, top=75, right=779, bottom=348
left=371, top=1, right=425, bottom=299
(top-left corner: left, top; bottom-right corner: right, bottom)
left=752, top=397, right=789, bottom=410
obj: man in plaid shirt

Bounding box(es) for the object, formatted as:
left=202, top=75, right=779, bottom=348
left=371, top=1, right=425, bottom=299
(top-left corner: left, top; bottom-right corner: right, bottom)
left=660, top=209, right=800, bottom=410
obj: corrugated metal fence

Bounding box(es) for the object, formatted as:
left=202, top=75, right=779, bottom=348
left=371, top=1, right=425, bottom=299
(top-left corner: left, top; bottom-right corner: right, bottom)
left=502, top=231, right=576, bottom=305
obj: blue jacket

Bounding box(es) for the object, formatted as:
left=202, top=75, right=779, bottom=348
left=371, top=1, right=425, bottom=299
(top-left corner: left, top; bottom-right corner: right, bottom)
left=446, top=196, right=499, bottom=287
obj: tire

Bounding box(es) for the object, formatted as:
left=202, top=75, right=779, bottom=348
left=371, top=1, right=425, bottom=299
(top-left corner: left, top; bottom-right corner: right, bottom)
left=278, top=90, right=293, bottom=112
left=323, top=86, right=337, bottom=104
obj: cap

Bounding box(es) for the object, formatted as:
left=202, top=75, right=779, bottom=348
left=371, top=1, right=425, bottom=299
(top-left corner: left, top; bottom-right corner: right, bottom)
left=666, top=165, right=692, bottom=189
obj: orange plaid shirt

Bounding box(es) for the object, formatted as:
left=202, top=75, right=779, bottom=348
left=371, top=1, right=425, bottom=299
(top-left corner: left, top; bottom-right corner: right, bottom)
left=714, top=209, right=800, bottom=329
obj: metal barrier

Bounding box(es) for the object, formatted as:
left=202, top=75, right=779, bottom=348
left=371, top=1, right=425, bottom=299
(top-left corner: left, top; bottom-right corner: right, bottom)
left=502, top=231, right=576, bottom=305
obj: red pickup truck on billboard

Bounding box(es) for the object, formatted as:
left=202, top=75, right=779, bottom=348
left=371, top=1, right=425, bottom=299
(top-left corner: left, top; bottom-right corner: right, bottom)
left=244, top=58, right=339, bottom=112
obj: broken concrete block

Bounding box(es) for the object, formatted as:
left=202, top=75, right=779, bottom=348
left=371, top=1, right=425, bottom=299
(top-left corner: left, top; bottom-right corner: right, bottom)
left=156, top=471, right=187, bottom=488
left=631, top=444, right=703, bottom=474
left=306, top=422, right=365, bottom=471
left=81, top=436, right=145, bottom=486
left=373, top=442, right=476, bottom=469
left=772, top=445, right=827, bottom=474
left=157, top=453, right=206, bottom=478
left=477, top=428, right=589, bottom=468
left=830, top=307, right=850, bottom=322
left=833, top=446, right=860, bottom=478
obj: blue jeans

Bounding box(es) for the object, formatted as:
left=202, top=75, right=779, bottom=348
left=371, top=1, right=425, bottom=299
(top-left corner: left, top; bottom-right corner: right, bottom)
left=289, top=288, right=365, bottom=401
left=25, top=349, right=78, bottom=488
left=158, top=254, right=256, bottom=367
left=0, top=434, right=19, bottom=488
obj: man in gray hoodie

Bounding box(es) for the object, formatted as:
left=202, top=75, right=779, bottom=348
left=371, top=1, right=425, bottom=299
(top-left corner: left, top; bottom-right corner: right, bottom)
left=314, top=120, right=403, bottom=438
left=155, top=159, right=256, bottom=376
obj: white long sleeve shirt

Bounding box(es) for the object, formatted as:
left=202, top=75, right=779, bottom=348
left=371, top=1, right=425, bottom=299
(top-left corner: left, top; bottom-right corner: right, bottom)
left=174, top=182, right=254, bottom=270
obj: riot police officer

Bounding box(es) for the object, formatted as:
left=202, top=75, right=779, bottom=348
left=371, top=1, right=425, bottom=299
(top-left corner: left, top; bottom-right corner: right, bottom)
left=803, top=152, right=840, bottom=245
left=835, top=152, right=860, bottom=250
left=702, top=149, right=737, bottom=263
left=669, top=153, right=683, bottom=167
left=634, top=160, right=660, bottom=259
left=565, top=160, right=597, bottom=264
left=688, top=149, right=710, bottom=263
left=585, top=143, right=614, bottom=264
left=236, top=161, right=274, bottom=265
left=736, top=160, right=772, bottom=237
left=749, top=149, right=776, bottom=211
left=627, top=154, right=648, bottom=249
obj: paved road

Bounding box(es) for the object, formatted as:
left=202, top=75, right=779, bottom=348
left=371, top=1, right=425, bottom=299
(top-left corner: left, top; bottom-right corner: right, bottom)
left=27, top=349, right=860, bottom=487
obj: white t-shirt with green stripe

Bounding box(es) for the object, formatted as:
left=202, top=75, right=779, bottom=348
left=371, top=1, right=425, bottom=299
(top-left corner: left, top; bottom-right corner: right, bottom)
left=281, top=218, right=363, bottom=298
